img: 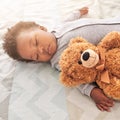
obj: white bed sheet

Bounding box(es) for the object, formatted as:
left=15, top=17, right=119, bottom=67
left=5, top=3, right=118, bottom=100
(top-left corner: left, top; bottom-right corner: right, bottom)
left=0, top=0, right=120, bottom=120
left=9, top=62, right=68, bottom=120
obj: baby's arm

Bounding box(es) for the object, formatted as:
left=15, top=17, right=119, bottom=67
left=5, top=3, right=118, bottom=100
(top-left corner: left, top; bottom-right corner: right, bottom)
left=77, top=84, right=114, bottom=112
left=64, top=7, right=88, bottom=22
left=90, top=87, right=114, bottom=112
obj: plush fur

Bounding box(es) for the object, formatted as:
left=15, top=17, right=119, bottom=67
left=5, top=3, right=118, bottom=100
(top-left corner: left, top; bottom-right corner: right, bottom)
left=59, top=31, right=120, bottom=100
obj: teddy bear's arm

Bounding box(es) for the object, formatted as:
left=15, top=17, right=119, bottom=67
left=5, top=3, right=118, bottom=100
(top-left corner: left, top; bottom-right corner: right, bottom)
left=60, top=72, right=80, bottom=87
left=98, top=31, right=120, bottom=50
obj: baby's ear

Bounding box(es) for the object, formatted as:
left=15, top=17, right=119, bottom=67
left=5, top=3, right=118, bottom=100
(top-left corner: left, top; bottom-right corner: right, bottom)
left=69, top=37, right=88, bottom=46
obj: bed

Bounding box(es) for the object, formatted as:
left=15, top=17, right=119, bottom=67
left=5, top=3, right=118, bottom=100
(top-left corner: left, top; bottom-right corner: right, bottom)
left=0, top=0, right=120, bottom=120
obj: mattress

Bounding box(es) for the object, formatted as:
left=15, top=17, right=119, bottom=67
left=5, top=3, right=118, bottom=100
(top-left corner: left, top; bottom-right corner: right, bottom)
left=0, top=0, right=120, bottom=120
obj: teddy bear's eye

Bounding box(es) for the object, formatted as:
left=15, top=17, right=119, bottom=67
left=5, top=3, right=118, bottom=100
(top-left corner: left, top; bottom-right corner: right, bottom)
left=78, top=60, right=82, bottom=64
left=80, top=51, right=83, bottom=54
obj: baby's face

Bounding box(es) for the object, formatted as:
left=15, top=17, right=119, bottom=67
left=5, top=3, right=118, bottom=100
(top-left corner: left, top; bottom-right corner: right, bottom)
left=17, top=28, right=57, bottom=62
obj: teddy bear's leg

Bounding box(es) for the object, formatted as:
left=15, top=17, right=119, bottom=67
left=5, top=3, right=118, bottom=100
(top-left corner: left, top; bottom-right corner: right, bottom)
left=97, top=77, right=120, bottom=100
left=98, top=31, right=120, bottom=50
left=103, top=85, right=120, bottom=100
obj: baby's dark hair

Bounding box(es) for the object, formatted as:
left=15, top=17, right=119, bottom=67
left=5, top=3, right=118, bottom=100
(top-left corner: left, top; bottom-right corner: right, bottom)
left=3, top=21, right=47, bottom=62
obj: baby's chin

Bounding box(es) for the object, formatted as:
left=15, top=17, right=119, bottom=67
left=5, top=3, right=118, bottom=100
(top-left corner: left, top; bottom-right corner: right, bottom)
left=45, top=54, right=54, bottom=62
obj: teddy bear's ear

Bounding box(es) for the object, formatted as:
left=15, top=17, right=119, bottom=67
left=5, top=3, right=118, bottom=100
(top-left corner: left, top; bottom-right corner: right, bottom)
left=68, top=37, right=88, bottom=46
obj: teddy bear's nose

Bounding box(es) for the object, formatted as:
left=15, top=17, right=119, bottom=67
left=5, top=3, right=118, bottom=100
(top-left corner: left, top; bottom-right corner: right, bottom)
left=82, top=52, right=90, bottom=61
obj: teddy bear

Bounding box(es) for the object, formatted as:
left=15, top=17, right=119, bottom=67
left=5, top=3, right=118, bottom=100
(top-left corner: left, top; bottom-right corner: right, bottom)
left=59, top=31, right=120, bottom=100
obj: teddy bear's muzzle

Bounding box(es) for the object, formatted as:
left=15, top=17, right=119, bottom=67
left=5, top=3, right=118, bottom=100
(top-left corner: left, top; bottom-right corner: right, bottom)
left=81, top=49, right=99, bottom=68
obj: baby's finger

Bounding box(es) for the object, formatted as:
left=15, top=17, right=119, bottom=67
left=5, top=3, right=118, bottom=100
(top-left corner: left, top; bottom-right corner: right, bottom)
left=96, top=104, right=104, bottom=111
left=107, top=99, right=114, bottom=105
left=102, top=99, right=114, bottom=107
left=99, top=104, right=111, bottom=112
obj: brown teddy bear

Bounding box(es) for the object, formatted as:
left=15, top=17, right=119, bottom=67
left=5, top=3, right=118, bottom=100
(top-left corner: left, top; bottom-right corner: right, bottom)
left=59, top=31, right=120, bottom=100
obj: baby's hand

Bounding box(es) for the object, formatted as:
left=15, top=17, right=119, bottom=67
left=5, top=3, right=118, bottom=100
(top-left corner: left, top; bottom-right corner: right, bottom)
left=79, top=7, right=88, bottom=16
left=90, top=88, right=114, bottom=112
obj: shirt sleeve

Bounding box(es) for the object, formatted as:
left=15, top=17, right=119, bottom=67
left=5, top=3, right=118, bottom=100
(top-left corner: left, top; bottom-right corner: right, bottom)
left=63, top=10, right=82, bottom=22
left=77, top=83, right=97, bottom=97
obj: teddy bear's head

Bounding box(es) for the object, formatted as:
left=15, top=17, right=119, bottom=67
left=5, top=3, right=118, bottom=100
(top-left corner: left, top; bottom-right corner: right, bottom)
left=59, top=37, right=100, bottom=87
